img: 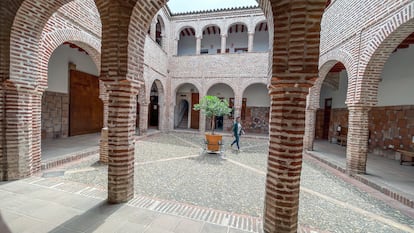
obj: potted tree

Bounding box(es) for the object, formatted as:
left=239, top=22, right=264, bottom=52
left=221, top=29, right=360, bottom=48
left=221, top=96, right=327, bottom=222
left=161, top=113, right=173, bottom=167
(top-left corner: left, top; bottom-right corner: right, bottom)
left=193, top=95, right=232, bottom=151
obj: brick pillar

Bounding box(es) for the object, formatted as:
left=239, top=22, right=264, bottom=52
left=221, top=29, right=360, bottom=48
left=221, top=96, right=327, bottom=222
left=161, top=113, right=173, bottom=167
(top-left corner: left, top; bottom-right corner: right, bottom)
left=221, top=34, right=227, bottom=54
left=100, top=127, right=108, bottom=163
left=264, top=86, right=308, bottom=232
left=248, top=32, right=254, bottom=52
left=107, top=83, right=137, bottom=203
left=100, top=81, right=109, bottom=164
left=303, top=109, right=317, bottom=151
left=1, top=82, right=36, bottom=180
left=346, top=104, right=370, bottom=175
left=139, top=102, right=149, bottom=136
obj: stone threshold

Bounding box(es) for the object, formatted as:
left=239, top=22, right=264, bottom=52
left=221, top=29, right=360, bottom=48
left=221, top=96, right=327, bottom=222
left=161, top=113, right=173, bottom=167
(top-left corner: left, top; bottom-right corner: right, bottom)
left=41, top=146, right=99, bottom=170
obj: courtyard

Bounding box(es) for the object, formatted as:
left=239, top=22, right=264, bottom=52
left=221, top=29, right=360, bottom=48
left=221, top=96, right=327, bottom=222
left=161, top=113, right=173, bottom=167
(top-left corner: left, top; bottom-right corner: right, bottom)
left=1, top=132, right=413, bottom=233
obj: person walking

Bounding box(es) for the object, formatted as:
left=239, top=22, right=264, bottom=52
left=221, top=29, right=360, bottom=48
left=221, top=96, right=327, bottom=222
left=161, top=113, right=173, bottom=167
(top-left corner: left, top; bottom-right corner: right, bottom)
left=231, top=117, right=244, bottom=151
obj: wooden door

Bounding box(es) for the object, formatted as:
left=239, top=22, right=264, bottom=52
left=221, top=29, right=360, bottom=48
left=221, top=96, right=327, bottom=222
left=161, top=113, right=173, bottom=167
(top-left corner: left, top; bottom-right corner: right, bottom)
left=322, top=98, right=332, bottom=139
left=191, top=93, right=199, bottom=129
left=69, top=70, right=103, bottom=136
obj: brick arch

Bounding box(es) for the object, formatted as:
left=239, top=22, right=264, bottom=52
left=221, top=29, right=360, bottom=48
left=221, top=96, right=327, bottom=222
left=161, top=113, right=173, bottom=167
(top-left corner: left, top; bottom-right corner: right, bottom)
left=312, top=49, right=354, bottom=108
left=9, top=0, right=77, bottom=88
left=358, top=3, right=414, bottom=105
left=38, top=29, right=101, bottom=90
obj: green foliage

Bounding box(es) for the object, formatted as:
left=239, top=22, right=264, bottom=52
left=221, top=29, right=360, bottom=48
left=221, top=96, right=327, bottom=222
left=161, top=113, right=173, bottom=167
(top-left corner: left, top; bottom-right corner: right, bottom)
left=193, top=95, right=232, bottom=134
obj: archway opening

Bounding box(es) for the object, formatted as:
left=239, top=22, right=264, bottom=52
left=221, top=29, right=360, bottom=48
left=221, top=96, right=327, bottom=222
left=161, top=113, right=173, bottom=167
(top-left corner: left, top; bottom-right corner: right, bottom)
left=226, top=23, right=248, bottom=54
left=177, top=27, right=196, bottom=56
left=206, top=83, right=235, bottom=131
left=201, top=25, right=221, bottom=55
left=149, top=82, right=160, bottom=129
left=370, top=31, right=414, bottom=159
left=254, top=21, right=269, bottom=52
left=41, top=42, right=102, bottom=161
left=242, top=83, right=270, bottom=135
left=316, top=62, right=348, bottom=145
left=174, top=83, right=200, bottom=130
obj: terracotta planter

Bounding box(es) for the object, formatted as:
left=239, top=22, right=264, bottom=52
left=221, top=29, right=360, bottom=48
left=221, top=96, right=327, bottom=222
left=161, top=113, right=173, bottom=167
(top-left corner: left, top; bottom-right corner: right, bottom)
left=205, top=134, right=222, bottom=151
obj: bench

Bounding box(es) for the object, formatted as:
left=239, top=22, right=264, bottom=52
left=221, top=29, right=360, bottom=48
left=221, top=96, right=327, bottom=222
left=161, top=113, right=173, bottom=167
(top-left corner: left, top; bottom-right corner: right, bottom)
left=336, top=127, right=348, bottom=146
left=396, top=149, right=414, bottom=165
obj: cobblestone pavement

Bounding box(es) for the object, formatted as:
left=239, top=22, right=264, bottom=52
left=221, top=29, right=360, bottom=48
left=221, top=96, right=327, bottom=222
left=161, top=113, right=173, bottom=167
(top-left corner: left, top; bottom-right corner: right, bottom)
left=55, top=132, right=414, bottom=233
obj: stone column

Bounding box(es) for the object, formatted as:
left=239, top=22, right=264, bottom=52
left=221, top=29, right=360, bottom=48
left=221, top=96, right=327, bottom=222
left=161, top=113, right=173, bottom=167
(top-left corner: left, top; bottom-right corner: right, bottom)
left=303, top=108, right=317, bottom=151
left=346, top=104, right=370, bottom=175
left=221, top=34, right=227, bottom=54
left=174, top=39, right=179, bottom=56
left=106, top=82, right=137, bottom=203
left=264, top=86, right=309, bottom=233
left=199, top=112, right=206, bottom=134
left=248, top=32, right=255, bottom=52
left=150, top=20, right=157, bottom=41
left=196, top=36, right=201, bottom=55
left=139, top=102, right=149, bottom=136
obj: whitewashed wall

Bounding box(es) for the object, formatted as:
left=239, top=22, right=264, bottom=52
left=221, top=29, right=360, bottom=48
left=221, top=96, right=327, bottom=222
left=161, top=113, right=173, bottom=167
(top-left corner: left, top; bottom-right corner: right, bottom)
left=243, top=83, right=270, bottom=107
left=47, top=44, right=99, bottom=93
left=378, top=45, right=414, bottom=106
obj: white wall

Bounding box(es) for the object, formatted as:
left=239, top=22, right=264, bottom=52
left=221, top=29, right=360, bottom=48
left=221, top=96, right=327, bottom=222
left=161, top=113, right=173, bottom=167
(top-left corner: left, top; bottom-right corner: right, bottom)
left=47, top=44, right=99, bottom=93
left=320, top=70, right=348, bottom=108
left=177, top=83, right=198, bottom=93
left=378, top=45, right=414, bottom=106
left=243, top=83, right=270, bottom=107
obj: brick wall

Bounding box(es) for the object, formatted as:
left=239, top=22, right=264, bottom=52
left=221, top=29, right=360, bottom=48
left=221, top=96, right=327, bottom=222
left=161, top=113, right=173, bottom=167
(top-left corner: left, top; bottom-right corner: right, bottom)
left=41, top=91, right=69, bottom=139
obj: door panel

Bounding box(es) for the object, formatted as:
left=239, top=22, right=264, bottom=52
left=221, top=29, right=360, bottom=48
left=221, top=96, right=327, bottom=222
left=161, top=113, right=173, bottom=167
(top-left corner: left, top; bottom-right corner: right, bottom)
left=69, top=70, right=103, bottom=136
left=191, top=93, right=199, bottom=129
left=323, top=98, right=332, bottom=140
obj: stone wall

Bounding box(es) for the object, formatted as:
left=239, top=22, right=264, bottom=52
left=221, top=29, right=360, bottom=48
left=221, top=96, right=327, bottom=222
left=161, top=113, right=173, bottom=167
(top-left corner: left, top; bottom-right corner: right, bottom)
left=243, top=107, right=269, bottom=134
left=41, top=91, right=69, bottom=139
left=316, top=105, right=414, bottom=160
left=369, top=105, right=414, bottom=157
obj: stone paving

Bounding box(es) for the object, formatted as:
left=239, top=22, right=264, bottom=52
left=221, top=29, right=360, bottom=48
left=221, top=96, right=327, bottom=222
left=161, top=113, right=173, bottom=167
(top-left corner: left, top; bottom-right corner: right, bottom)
left=45, top=132, right=414, bottom=233
left=2, top=132, right=414, bottom=232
